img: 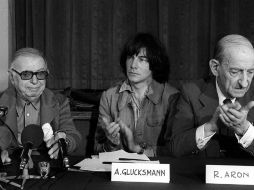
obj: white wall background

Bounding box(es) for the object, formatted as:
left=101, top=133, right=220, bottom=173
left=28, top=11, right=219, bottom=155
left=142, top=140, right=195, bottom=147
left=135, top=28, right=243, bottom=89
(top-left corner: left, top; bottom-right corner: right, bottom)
left=0, top=0, right=9, bottom=92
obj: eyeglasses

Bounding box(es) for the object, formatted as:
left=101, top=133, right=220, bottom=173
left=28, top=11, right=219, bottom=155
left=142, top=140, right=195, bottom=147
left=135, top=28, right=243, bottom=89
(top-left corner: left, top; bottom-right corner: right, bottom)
left=12, top=68, right=49, bottom=80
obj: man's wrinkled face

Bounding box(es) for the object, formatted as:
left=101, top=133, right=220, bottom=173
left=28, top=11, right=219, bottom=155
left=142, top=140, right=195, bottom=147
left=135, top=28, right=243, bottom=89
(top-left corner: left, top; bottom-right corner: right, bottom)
left=217, top=46, right=254, bottom=98
left=10, top=56, right=48, bottom=102
left=126, top=48, right=152, bottom=85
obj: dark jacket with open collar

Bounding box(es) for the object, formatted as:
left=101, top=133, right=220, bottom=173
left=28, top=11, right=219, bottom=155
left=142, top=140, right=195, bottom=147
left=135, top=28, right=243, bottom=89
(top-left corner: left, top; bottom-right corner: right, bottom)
left=0, top=86, right=81, bottom=153
left=170, top=77, right=254, bottom=158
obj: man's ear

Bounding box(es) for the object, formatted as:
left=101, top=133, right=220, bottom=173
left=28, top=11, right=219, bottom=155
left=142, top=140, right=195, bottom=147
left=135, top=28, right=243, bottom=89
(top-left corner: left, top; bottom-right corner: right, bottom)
left=209, top=59, right=220, bottom=77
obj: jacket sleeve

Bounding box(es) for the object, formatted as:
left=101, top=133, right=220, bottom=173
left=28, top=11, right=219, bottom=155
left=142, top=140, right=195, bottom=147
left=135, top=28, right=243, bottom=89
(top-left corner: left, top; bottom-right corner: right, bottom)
left=55, top=94, right=81, bottom=153
left=244, top=109, right=254, bottom=155
left=169, top=85, right=200, bottom=157
left=94, top=90, right=122, bottom=154
left=157, top=92, right=180, bottom=156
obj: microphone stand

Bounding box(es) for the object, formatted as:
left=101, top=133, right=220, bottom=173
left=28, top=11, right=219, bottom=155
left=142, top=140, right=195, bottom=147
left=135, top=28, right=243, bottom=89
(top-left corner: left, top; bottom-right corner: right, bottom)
left=20, top=167, right=29, bottom=190
left=2, top=149, right=37, bottom=189
left=58, top=138, right=70, bottom=169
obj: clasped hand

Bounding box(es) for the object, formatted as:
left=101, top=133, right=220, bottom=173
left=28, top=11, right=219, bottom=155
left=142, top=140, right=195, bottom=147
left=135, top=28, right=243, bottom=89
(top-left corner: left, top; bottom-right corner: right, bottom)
left=218, top=101, right=254, bottom=136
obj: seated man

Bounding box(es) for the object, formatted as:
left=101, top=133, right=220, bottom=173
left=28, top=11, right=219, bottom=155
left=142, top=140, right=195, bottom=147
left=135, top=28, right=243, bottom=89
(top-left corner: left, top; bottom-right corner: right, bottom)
left=0, top=48, right=81, bottom=164
left=95, top=33, right=179, bottom=156
left=170, top=34, right=254, bottom=158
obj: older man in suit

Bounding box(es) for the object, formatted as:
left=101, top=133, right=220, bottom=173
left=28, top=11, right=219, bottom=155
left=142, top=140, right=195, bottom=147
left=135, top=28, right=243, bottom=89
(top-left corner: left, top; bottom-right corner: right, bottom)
left=0, top=48, right=81, bottom=164
left=170, top=34, right=254, bottom=158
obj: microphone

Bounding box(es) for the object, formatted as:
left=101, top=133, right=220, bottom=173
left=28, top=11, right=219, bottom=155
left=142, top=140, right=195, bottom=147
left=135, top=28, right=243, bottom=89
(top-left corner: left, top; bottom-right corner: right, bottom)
left=20, top=124, right=43, bottom=170
left=58, top=138, right=70, bottom=168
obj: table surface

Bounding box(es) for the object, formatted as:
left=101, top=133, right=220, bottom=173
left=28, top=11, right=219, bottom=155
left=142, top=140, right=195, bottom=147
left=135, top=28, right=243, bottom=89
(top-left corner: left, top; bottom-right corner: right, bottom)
left=1, top=156, right=254, bottom=190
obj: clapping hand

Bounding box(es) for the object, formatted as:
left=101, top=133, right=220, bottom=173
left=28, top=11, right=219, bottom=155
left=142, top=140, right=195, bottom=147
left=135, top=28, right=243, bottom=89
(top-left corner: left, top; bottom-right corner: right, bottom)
left=101, top=117, right=121, bottom=145
left=117, top=119, right=141, bottom=153
left=204, top=106, right=221, bottom=137
left=219, top=101, right=254, bottom=136
left=102, top=117, right=141, bottom=153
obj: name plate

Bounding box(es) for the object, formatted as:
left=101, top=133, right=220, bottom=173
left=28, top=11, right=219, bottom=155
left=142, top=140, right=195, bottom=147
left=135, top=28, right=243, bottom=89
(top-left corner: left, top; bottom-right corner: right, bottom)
left=111, top=163, right=170, bottom=183
left=206, top=165, right=254, bottom=185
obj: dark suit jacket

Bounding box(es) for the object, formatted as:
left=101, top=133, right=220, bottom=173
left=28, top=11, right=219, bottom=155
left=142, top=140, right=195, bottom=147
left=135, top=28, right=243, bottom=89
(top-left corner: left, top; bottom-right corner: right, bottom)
left=170, top=78, right=254, bottom=158
left=0, top=86, right=81, bottom=153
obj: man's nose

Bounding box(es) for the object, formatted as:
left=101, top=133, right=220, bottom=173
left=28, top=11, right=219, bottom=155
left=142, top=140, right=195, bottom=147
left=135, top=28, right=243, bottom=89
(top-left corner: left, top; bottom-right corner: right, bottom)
left=239, top=72, right=249, bottom=88
left=130, top=56, right=138, bottom=68
left=30, top=74, right=38, bottom=84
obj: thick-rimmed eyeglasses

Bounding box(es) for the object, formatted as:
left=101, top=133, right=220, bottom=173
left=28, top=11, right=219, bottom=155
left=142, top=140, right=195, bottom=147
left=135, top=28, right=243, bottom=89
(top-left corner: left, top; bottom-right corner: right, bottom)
left=12, top=68, right=48, bottom=80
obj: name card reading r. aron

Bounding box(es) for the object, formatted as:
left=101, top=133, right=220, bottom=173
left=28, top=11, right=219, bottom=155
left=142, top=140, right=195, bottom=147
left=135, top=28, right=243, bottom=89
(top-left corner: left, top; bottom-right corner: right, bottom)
left=206, top=165, right=254, bottom=185
left=111, top=163, right=170, bottom=183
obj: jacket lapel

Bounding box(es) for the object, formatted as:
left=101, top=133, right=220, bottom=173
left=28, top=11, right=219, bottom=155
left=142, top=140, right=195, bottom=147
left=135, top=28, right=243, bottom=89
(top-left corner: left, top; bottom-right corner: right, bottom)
left=198, top=79, right=218, bottom=124
left=40, top=89, right=58, bottom=126
left=0, top=87, right=58, bottom=138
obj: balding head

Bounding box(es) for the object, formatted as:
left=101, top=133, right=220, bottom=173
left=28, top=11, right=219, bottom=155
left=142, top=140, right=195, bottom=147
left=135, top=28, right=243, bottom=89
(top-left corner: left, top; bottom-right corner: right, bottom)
left=214, top=34, right=254, bottom=63
left=210, top=34, right=254, bottom=98
left=10, top=48, right=47, bottom=70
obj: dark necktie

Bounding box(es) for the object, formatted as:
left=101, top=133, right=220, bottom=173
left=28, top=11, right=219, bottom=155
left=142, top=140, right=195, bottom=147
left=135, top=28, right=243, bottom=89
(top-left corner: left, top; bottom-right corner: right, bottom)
left=223, top=98, right=232, bottom=105
left=220, top=98, right=233, bottom=136
left=217, top=98, right=237, bottom=157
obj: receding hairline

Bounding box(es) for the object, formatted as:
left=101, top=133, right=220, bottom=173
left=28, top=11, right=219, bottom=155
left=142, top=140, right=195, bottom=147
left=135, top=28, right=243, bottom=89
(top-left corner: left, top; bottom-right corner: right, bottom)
left=219, top=34, right=253, bottom=47
left=215, top=34, right=254, bottom=62
left=10, top=48, right=47, bottom=69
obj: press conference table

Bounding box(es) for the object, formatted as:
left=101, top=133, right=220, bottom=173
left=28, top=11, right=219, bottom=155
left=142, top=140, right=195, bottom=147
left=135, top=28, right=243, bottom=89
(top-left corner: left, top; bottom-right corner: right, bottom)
left=2, top=156, right=254, bottom=190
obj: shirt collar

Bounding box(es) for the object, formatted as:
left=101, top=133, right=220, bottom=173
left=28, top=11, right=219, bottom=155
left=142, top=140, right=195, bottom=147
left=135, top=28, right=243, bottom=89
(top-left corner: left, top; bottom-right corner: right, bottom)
left=16, top=95, right=40, bottom=117
left=119, top=80, right=133, bottom=93
left=119, top=79, right=163, bottom=104
left=216, top=78, right=236, bottom=105
left=119, top=79, right=153, bottom=95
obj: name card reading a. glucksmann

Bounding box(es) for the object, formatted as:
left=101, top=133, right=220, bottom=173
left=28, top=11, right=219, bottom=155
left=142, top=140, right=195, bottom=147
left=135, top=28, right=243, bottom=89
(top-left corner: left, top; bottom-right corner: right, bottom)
left=206, top=165, right=254, bottom=185
left=111, top=163, right=170, bottom=183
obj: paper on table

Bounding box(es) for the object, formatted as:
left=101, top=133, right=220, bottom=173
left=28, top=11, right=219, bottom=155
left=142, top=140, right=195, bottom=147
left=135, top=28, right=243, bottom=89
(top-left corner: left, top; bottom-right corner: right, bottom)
left=75, top=158, right=111, bottom=172
left=74, top=157, right=159, bottom=172
left=74, top=150, right=159, bottom=172
left=99, top=149, right=150, bottom=162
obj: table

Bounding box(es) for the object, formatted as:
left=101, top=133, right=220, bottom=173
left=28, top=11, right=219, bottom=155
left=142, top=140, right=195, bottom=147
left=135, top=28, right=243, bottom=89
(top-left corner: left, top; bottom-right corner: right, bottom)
left=1, top=156, right=254, bottom=190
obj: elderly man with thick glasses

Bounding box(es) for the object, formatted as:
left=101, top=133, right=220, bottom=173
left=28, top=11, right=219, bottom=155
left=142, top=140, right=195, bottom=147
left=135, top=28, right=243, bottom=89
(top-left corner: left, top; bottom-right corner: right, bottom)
left=0, top=48, right=81, bottom=164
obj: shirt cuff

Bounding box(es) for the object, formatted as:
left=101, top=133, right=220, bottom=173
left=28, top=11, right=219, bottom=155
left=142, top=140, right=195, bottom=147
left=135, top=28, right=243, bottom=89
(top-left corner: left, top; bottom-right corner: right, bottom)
left=196, top=123, right=216, bottom=150
left=235, top=121, right=254, bottom=148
